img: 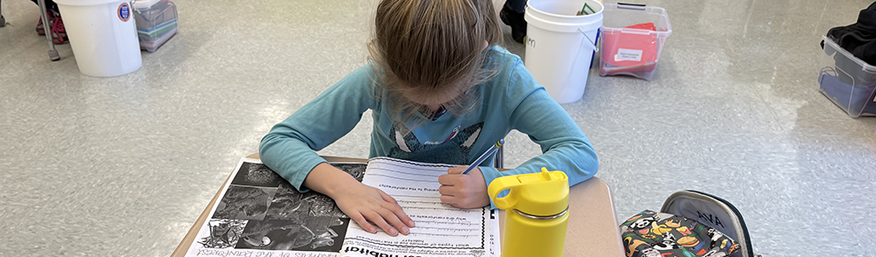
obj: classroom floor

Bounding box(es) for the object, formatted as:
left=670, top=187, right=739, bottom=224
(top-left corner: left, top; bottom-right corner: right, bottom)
left=2, top=0, right=875, bottom=256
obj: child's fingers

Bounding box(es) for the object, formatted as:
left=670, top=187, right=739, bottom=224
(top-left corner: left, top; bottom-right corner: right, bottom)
left=378, top=190, right=400, bottom=205
left=440, top=195, right=458, bottom=205
left=438, top=185, right=456, bottom=196
left=376, top=207, right=411, bottom=235
left=438, top=174, right=461, bottom=186
left=350, top=212, right=377, bottom=234
left=439, top=185, right=462, bottom=206
left=441, top=195, right=466, bottom=208
left=362, top=211, right=399, bottom=236
left=378, top=190, right=415, bottom=229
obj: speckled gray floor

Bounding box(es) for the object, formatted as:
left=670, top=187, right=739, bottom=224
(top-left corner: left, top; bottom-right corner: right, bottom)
left=1, top=0, right=875, bottom=256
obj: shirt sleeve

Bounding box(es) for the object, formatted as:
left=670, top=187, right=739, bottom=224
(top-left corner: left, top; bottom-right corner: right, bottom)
left=480, top=60, right=599, bottom=209
left=259, top=65, right=375, bottom=192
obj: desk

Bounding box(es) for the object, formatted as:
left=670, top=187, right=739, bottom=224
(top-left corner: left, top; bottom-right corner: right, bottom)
left=172, top=154, right=625, bottom=257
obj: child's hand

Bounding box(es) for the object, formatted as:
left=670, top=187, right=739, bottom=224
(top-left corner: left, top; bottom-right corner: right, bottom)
left=305, top=163, right=414, bottom=237
left=438, top=166, right=490, bottom=208
left=331, top=182, right=415, bottom=236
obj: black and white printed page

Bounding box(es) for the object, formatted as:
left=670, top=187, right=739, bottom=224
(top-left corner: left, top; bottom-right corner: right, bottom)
left=339, top=157, right=494, bottom=257
left=186, top=158, right=367, bottom=257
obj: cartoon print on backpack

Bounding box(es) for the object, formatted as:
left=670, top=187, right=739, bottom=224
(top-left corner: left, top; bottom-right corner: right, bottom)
left=623, top=236, right=650, bottom=257
left=389, top=122, right=484, bottom=164
left=620, top=214, right=643, bottom=233
left=639, top=248, right=661, bottom=257
left=706, top=228, right=738, bottom=254
left=622, top=215, right=656, bottom=235
left=701, top=249, right=728, bottom=257
left=654, top=212, right=675, bottom=222
left=619, top=210, right=740, bottom=257
left=676, top=234, right=702, bottom=249
left=651, top=232, right=679, bottom=251
left=650, top=222, right=674, bottom=235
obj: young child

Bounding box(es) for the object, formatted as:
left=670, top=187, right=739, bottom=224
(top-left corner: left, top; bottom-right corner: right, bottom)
left=260, top=0, right=598, bottom=237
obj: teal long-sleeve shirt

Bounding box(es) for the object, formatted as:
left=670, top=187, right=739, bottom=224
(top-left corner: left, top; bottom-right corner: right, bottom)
left=259, top=47, right=598, bottom=209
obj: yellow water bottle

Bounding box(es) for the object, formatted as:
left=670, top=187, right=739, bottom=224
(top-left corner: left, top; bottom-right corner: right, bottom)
left=488, top=167, right=569, bottom=257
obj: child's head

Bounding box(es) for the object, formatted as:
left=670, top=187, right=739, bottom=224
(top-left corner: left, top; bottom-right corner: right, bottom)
left=368, top=0, right=503, bottom=127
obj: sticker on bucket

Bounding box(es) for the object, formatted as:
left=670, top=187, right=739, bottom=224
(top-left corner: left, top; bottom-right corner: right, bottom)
left=118, top=2, right=131, bottom=22
left=615, top=48, right=643, bottom=62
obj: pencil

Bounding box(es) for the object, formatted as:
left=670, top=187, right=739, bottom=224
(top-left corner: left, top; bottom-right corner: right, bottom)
left=461, top=139, right=505, bottom=174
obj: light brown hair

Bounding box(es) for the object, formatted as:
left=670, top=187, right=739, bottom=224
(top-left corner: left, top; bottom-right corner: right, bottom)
left=368, top=0, right=503, bottom=133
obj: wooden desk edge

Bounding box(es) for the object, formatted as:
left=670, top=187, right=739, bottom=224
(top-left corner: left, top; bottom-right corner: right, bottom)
left=595, top=176, right=626, bottom=256
left=171, top=174, right=226, bottom=257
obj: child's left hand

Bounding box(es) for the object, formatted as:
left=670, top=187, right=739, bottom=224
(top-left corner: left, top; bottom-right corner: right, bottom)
left=438, top=167, right=490, bottom=208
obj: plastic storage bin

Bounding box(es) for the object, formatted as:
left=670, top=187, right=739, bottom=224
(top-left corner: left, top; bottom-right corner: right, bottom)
left=818, top=35, right=876, bottom=117
left=132, top=0, right=178, bottom=52
left=598, top=3, right=671, bottom=80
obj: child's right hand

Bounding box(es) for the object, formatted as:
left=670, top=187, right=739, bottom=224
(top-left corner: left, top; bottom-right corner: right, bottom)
left=331, top=181, right=415, bottom=236
left=303, top=163, right=415, bottom=237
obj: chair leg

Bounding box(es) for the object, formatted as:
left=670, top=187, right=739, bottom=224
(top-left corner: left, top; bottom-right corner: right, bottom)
left=37, top=0, right=60, bottom=61
left=1, top=0, right=6, bottom=28
left=493, top=145, right=504, bottom=169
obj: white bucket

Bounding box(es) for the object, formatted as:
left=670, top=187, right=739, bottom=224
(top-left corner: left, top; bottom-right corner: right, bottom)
left=55, top=0, right=142, bottom=77
left=524, top=0, right=603, bottom=103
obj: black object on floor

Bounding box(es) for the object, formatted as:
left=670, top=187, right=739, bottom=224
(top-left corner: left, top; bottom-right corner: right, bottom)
left=500, top=4, right=527, bottom=44
left=823, top=1, right=876, bottom=66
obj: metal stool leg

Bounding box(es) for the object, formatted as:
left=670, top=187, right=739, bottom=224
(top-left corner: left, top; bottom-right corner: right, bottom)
left=1, top=0, right=6, bottom=27
left=37, top=0, right=60, bottom=61
left=493, top=145, right=504, bottom=169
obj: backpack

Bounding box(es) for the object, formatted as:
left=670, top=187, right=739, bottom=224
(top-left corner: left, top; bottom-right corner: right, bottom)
left=620, top=190, right=756, bottom=257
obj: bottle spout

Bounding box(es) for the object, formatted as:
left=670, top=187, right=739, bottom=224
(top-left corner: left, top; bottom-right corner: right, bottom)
left=541, top=167, right=552, bottom=180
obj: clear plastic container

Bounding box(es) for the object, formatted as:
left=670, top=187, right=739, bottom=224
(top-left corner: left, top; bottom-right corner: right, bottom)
left=132, top=0, right=178, bottom=52
left=818, top=35, right=876, bottom=117
left=598, top=3, right=671, bottom=80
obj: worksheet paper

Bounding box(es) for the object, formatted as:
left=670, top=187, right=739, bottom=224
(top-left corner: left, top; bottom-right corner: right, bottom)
left=185, top=157, right=499, bottom=257
left=340, top=157, right=496, bottom=257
